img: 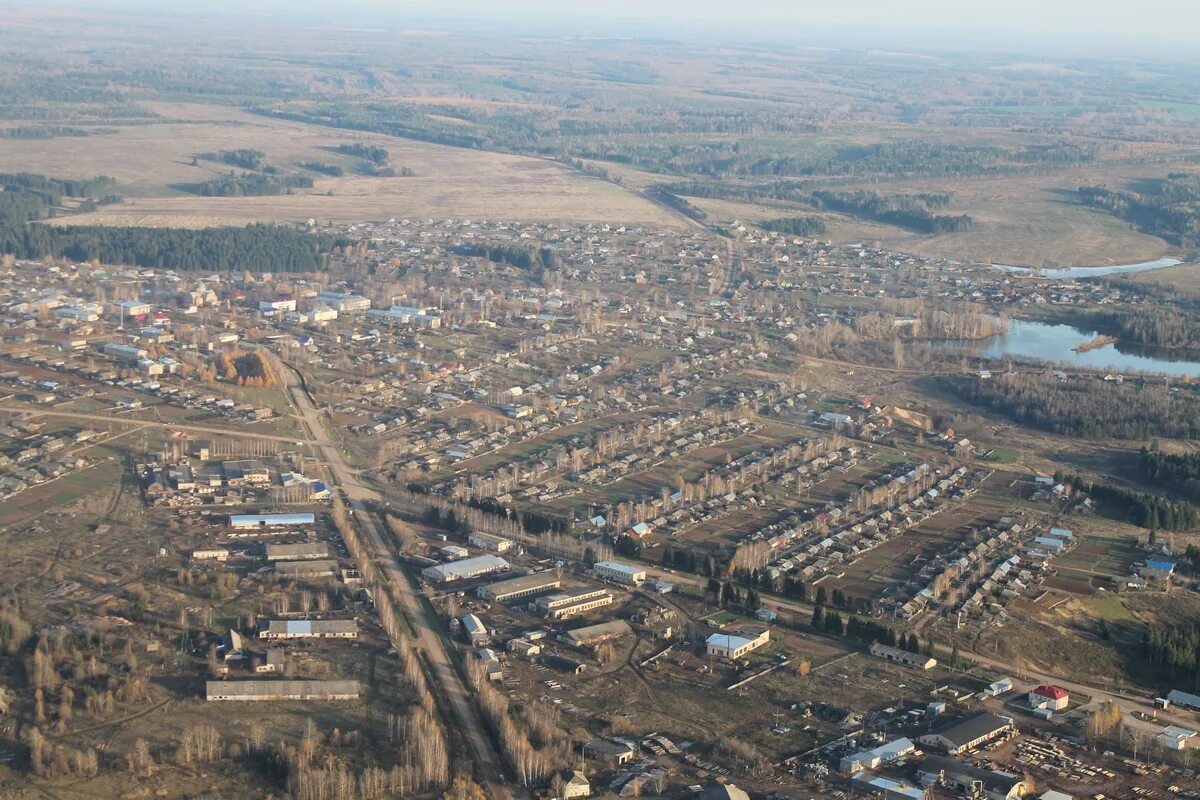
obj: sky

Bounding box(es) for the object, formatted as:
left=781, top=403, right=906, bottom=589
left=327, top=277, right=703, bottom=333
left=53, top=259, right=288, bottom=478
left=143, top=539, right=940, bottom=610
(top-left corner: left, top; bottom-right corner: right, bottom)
left=24, top=0, right=1200, bottom=50
left=354, top=0, right=1199, bottom=45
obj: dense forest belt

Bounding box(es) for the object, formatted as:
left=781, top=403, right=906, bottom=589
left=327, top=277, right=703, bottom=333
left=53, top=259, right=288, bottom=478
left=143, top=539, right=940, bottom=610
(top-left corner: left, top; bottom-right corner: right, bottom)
left=1138, top=447, right=1200, bottom=502
left=1077, top=172, right=1200, bottom=246
left=1041, top=306, right=1200, bottom=350
left=0, top=171, right=336, bottom=271
left=944, top=373, right=1200, bottom=440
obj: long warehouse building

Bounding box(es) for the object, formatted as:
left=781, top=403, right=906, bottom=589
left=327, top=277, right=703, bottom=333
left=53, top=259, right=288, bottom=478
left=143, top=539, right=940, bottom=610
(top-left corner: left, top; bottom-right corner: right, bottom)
left=274, top=559, right=339, bottom=578
left=422, top=554, right=510, bottom=583
left=206, top=680, right=360, bottom=701
left=257, top=619, right=359, bottom=640
left=537, top=588, right=614, bottom=620
left=478, top=572, right=561, bottom=602
left=265, top=542, right=330, bottom=561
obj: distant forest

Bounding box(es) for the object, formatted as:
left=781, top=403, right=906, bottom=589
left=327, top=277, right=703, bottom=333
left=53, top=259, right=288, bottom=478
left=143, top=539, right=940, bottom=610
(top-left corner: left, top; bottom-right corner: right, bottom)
left=0, top=172, right=335, bottom=271
left=759, top=217, right=827, bottom=236
left=1077, top=173, right=1200, bottom=246
left=181, top=171, right=314, bottom=197
left=811, top=191, right=973, bottom=234
left=1097, top=307, right=1200, bottom=349
left=947, top=373, right=1200, bottom=440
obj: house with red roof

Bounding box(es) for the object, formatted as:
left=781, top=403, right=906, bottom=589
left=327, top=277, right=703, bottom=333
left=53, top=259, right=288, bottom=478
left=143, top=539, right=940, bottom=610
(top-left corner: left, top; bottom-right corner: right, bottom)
left=1029, top=684, right=1069, bottom=711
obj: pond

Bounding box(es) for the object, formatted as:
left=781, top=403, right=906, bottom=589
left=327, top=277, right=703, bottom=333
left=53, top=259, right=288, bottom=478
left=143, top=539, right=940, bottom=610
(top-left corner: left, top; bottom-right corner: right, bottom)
left=997, top=257, right=1182, bottom=279
left=937, top=319, right=1200, bottom=378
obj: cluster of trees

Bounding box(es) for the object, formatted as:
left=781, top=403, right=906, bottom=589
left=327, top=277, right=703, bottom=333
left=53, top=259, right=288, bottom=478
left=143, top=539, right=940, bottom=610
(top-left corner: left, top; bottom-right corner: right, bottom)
left=451, top=243, right=562, bottom=272
left=661, top=543, right=721, bottom=578
left=467, top=660, right=563, bottom=786
left=336, top=142, right=390, bottom=165
left=853, top=304, right=1006, bottom=341
left=1138, top=446, right=1200, bottom=500
left=950, top=373, right=1200, bottom=440
left=184, top=171, right=314, bottom=197
left=299, top=160, right=345, bottom=176
left=0, top=125, right=101, bottom=139
left=214, top=349, right=277, bottom=387
left=1143, top=625, right=1200, bottom=683
left=1077, top=173, right=1200, bottom=246
left=1096, top=307, right=1200, bottom=349
left=759, top=216, right=827, bottom=236
left=1057, top=471, right=1198, bottom=530
left=811, top=190, right=973, bottom=234
left=0, top=172, right=335, bottom=271
left=201, top=148, right=268, bottom=170
left=645, top=186, right=707, bottom=221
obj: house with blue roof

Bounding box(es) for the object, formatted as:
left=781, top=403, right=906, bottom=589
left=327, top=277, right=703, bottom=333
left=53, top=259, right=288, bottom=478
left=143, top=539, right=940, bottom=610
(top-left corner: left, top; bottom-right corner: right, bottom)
left=1141, top=558, right=1177, bottom=580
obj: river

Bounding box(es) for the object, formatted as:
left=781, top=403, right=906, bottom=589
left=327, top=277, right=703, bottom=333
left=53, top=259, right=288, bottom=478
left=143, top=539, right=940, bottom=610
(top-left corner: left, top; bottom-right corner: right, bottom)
left=997, top=257, right=1182, bottom=279
left=937, top=319, right=1200, bottom=378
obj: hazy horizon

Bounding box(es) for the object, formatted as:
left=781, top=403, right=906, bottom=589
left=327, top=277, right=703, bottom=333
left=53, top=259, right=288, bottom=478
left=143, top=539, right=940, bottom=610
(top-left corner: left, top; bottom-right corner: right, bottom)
left=11, top=0, right=1200, bottom=57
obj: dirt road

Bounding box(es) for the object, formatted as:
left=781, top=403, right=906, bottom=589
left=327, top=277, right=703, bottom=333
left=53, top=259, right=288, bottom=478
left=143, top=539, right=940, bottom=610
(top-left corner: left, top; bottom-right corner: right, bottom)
left=282, top=366, right=523, bottom=800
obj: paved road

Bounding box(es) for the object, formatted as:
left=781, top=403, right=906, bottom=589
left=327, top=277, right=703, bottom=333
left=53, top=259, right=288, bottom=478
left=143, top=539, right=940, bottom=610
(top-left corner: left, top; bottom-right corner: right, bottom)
left=282, top=367, right=522, bottom=800
left=0, top=405, right=314, bottom=444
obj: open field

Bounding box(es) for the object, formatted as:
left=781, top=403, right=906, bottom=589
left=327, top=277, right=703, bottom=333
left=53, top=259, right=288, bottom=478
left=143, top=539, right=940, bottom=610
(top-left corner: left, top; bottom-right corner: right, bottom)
left=0, top=102, right=683, bottom=227
left=1129, top=260, right=1200, bottom=292
left=693, top=159, right=1181, bottom=268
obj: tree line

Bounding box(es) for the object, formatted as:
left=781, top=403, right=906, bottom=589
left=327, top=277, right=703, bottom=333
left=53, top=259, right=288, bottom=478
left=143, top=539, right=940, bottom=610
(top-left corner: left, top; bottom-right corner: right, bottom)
left=1077, top=173, right=1200, bottom=246
left=949, top=373, right=1200, bottom=440
left=1095, top=307, right=1200, bottom=350
left=1138, top=447, right=1200, bottom=502
left=1144, top=625, right=1200, bottom=685
left=0, top=172, right=336, bottom=271
left=811, top=190, right=974, bottom=234
left=1057, top=470, right=1198, bottom=531
left=645, top=187, right=708, bottom=221
left=181, top=171, right=314, bottom=197
left=759, top=216, right=827, bottom=236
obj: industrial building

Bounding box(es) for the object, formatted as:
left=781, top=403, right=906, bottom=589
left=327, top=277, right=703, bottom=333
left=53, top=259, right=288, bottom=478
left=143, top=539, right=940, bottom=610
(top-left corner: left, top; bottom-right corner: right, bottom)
left=191, top=547, right=230, bottom=561
left=462, top=613, right=489, bottom=645
left=838, top=737, right=915, bottom=774
left=536, top=588, right=614, bottom=620
left=917, top=755, right=1029, bottom=799
left=477, top=572, right=561, bottom=602
left=592, top=560, right=646, bottom=585
left=468, top=531, right=513, bottom=553
left=561, top=620, right=632, bottom=648
left=422, top=554, right=510, bottom=583
left=869, top=642, right=938, bottom=669
left=265, top=542, right=330, bottom=561
left=257, top=619, right=359, bottom=640
left=917, top=713, right=1015, bottom=755
left=205, top=680, right=359, bottom=701
left=230, top=513, right=315, bottom=529
left=273, top=559, right=339, bottom=578
left=706, top=629, right=770, bottom=660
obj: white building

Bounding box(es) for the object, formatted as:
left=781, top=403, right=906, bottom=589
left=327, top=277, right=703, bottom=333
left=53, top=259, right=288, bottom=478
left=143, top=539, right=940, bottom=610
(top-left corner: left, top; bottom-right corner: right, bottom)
left=839, top=737, right=916, bottom=774
left=593, top=560, right=646, bottom=585
left=422, top=554, right=509, bottom=583
left=469, top=531, right=513, bottom=553
left=314, top=291, right=371, bottom=313
left=706, top=629, right=770, bottom=659
left=1158, top=725, right=1196, bottom=751
left=462, top=613, right=488, bottom=645
left=537, top=588, right=613, bottom=620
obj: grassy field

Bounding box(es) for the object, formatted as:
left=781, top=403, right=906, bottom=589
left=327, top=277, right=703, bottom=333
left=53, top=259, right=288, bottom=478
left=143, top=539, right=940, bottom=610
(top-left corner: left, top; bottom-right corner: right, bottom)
left=2, top=102, right=684, bottom=228
left=1129, top=260, right=1200, bottom=292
